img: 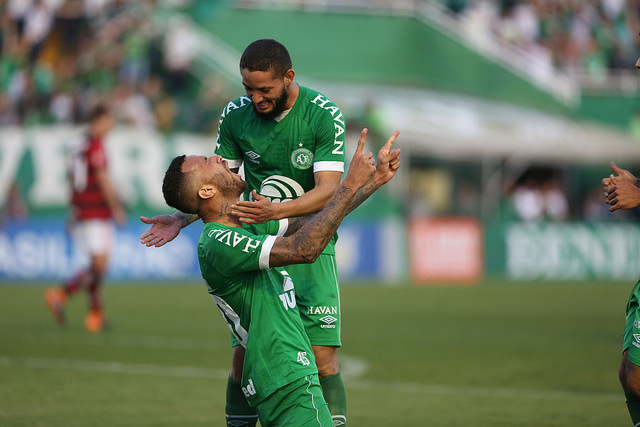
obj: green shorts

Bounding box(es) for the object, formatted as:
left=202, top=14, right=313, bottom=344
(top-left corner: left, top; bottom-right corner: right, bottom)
left=256, top=374, right=333, bottom=426
left=623, top=280, right=640, bottom=366
left=286, top=254, right=341, bottom=347
left=231, top=253, right=341, bottom=348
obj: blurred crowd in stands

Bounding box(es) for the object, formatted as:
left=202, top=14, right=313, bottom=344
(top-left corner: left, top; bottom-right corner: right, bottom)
left=0, top=0, right=230, bottom=133
left=444, top=0, right=640, bottom=79
left=2, top=0, right=639, bottom=132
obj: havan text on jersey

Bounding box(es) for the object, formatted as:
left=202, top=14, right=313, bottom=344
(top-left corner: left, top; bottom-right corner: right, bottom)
left=207, top=228, right=260, bottom=253
left=310, top=94, right=345, bottom=155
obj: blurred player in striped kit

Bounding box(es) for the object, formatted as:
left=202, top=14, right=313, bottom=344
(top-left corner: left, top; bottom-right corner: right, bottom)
left=45, top=103, right=126, bottom=333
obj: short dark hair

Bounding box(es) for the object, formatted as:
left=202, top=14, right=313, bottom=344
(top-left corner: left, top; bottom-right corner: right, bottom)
left=240, top=39, right=292, bottom=78
left=87, top=103, right=110, bottom=123
left=162, top=155, right=198, bottom=214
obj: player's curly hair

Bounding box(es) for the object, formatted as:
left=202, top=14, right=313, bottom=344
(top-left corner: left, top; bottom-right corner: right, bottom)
left=162, top=155, right=199, bottom=214
left=240, top=39, right=292, bottom=78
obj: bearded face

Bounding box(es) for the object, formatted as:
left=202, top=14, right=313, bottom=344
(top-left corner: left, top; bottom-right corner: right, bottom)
left=253, top=85, right=288, bottom=121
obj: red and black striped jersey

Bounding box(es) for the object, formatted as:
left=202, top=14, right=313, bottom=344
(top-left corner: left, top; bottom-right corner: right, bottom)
left=69, top=136, right=112, bottom=220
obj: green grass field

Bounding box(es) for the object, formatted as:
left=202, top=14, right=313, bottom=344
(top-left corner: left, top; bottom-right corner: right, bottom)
left=0, top=280, right=633, bottom=426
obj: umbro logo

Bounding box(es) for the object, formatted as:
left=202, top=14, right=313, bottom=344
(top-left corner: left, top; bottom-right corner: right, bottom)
left=245, top=151, right=260, bottom=163
left=333, top=415, right=347, bottom=426
left=320, top=315, right=337, bottom=325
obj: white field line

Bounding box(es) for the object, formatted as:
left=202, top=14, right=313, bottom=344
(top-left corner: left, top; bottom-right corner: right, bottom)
left=84, top=333, right=221, bottom=351
left=0, top=355, right=619, bottom=402
left=0, top=355, right=230, bottom=380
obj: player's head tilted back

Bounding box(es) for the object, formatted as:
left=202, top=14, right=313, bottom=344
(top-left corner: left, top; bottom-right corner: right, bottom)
left=239, top=39, right=296, bottom=120
left=162, top=155, right=247, bottom=216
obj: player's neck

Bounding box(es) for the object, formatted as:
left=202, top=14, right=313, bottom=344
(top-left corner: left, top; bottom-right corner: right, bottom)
left=284, top=82, right=299, bottom=110
left=200, top=200, right=244, bottom=228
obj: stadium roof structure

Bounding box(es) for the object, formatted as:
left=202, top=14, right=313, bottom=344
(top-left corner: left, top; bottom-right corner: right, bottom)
left=325, top=84, right=640, bottom=165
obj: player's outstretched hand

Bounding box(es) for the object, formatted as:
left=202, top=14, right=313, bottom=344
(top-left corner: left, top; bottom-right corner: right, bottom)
left=374, top=130, right=400, bottom=187
left=606, top=180, right=640, bottom=212
left=231, top=190, right=278, bottom=224
left=342, top=128, right=376, bottom=190
left=139, top=214, right=182, bottom=247
left=603, top=161, right=638, bottom=190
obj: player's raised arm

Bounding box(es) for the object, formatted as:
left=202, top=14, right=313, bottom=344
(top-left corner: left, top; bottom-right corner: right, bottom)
left=283, top=129, right=400, bottom=236
left=270, top=128, right=400, bottom=265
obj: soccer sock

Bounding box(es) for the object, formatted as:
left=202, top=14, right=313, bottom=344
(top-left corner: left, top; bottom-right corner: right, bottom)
left=625, top=392, right=640, bottom=425
left=320, top=372, right=347, bottom=426
left=88, top=274, right=103, bottom=311
left=225, top=376, right=258, bottom=427
left=64, top=269, right=94, bottom=295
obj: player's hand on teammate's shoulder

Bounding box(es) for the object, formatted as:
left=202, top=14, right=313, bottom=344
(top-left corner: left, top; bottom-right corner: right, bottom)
left=231, top=191, right=280, bottom=224
left=342, top=128, right=376, bottom=191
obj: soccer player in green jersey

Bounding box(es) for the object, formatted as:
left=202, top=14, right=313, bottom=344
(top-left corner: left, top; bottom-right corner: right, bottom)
left=602, top=54, right=640, bottom=426
left=161, top=129, right=400, bottom=426
left=604, top=158, right=640, bottom=425
left=141, top=39, right=352, bottom=425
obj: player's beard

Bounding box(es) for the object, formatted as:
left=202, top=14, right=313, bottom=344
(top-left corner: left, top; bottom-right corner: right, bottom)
left=253, top=86, right=288, bottom=121
left=215, top=174, right=247, bottom=197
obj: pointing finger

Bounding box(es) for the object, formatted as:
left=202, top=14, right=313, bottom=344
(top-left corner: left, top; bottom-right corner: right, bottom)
left=356, top=128, right=368, bottom=154
left=610, top=161, right=622, bottom=175
left=382, top=130, right=400, bottom=154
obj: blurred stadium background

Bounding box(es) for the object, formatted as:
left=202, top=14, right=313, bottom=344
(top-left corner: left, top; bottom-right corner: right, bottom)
left=1, top=0, right=640, bottom=425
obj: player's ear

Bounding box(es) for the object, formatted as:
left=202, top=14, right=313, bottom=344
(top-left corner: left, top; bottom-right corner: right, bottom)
left=198, top=184, right=217, bottom=200
left=284, top=69, right=295, bottom=86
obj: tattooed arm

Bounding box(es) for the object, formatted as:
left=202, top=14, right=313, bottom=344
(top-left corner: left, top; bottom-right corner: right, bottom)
left=283, top=129, right=401, bottom=237
left=269, top=129, right=400, bottom=267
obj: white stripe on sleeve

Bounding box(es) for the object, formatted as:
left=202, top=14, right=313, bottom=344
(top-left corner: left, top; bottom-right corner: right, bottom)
left=314, top=161, right=344, bottom=173
left=223, top=158, right=243, bottom=169
left=259, top=235, right=277, bottom=270
left=277, top=218, right=289, bottom=236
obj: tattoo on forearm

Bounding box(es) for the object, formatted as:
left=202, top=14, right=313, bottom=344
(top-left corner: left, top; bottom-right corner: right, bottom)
left=272, top=186, right=355, bottom=265
left=271, top=177, right=382, bottom=266
left=346, top=178, right=377, bottom=216
left=285, top=217, right=310, bottom=236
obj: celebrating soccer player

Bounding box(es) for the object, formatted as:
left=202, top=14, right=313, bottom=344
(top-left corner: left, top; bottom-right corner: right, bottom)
left=161, top=128, right=399, bottom=425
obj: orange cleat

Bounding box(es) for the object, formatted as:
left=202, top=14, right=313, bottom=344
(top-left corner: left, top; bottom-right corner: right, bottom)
left=85, top=308, right=105, bottom=333
left=44, top=287, right=67, bottom=326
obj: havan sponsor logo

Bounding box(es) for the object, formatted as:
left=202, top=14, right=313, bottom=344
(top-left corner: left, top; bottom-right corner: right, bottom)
left=306, top=306, right=338, bottom=316
left=310, top=94, right=345, bottom=155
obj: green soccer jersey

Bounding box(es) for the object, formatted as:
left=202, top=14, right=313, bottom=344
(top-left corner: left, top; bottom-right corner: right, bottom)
left=214, top=85, right=346, bottom=253
left=198, top=219, right=317, bottom=407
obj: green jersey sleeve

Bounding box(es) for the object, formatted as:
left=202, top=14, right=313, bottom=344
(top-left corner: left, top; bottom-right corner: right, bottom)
left=307, top=89, right=346, bottom=173
left=214, top=96, right=253, bottom=169
left=246, top=218, right=289, bottom=237
left=199, top=225, right=275, bottom=281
